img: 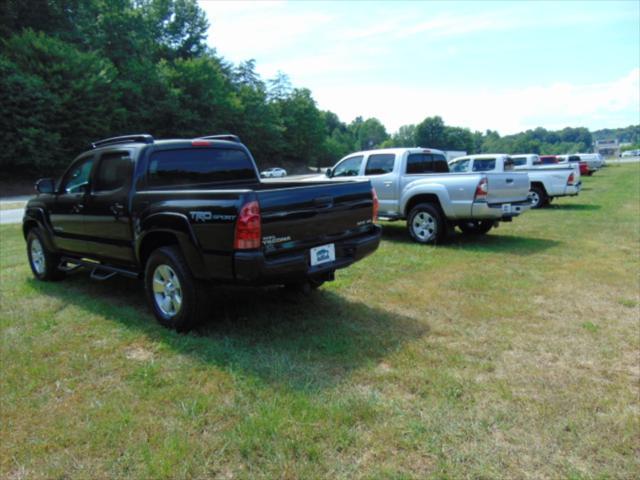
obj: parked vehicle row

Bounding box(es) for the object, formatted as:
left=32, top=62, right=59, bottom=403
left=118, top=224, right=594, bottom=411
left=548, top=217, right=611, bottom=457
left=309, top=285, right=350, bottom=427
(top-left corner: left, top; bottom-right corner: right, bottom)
left=22, top=134, right=603, bottom=331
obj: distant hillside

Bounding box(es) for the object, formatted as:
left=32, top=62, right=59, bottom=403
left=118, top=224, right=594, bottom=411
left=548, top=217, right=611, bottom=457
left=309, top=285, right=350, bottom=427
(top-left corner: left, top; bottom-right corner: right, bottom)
left=592, top=125, right=639, bottom=144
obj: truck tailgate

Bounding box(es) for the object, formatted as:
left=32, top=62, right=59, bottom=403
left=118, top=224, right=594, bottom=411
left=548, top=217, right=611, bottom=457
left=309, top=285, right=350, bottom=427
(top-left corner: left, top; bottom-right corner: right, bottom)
left=256, top=180, right=374, bottom=254
left=486, top=172, right=530, bottom=204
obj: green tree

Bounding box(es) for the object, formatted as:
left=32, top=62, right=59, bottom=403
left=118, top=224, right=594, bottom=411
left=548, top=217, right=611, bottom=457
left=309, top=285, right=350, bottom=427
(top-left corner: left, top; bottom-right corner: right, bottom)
left=0, top=30, right=120, bottom=174
left=353, top=118, right=388, bottom=150
left=414, top=116, right=447, bottom=149
left=274, top=88, right=326, bottom=167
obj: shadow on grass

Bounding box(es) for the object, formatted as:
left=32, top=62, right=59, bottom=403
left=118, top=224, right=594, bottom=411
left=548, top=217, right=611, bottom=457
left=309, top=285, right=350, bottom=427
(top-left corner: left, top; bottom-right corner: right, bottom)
left=547, top=203, right=600, bottom=211
left=380, top=222, right=560, bottom=255
left=28, top=274, right=428, bottom=391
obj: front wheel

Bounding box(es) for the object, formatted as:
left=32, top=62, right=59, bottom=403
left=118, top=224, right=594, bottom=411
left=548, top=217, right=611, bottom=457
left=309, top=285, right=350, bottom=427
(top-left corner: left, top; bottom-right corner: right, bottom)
left=407, top=203, right=445, bottom=244
left=458, top=220, right=494, bottom=235
left=144, top=246, right=211, bottom=331
left=26, top=228, right=65, bottom=281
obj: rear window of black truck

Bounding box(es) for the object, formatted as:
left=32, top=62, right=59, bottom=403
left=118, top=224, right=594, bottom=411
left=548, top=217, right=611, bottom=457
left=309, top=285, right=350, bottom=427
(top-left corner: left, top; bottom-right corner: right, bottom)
left=147, top=148, right=256, bottom=187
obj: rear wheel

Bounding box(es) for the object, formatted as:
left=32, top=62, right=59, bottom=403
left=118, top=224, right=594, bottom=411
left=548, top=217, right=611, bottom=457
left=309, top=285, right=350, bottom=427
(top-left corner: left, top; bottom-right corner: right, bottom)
left=407, top=203, right=445, bottom=244
left=26, top=228, right=65, bottom=281
left=458, top=220, right=494, bottom=235
left=144, top=246, right=210, bottom=331
left=528, top=185, right=548, bottom=209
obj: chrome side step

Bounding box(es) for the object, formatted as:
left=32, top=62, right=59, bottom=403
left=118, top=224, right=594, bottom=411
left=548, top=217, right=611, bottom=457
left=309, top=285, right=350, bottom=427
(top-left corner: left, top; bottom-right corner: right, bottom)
left=90, top=268, right=117, bottom=281
left=60, top=256, right=139, bottom=280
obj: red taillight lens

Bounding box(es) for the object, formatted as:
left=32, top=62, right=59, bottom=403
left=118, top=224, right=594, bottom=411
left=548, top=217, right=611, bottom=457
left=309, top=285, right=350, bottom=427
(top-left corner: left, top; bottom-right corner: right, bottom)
left=191, top=140, right=211, bottom=146
left=234, top=200, right=261, bottom=249
left=567, top=172, right=575, bottom=185
left=371, top=188, right=379, bottom=223
left=475, top=177, right=488, bottom=200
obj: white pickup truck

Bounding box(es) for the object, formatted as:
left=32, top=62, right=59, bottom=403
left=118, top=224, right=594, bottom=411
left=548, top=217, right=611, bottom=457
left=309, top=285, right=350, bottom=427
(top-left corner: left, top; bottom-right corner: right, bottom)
left=558, top=153, right=603, bottom=175
left=449, top=154, right=580, bottom=208
left=322, top=148, right=531, bottom=244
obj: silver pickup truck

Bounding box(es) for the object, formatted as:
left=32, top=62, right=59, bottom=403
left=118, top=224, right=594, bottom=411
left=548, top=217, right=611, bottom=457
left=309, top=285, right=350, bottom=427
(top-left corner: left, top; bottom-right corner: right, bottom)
left=450, top=154, right=581, bottom=208
left=322, top=147, right=531, bottom=244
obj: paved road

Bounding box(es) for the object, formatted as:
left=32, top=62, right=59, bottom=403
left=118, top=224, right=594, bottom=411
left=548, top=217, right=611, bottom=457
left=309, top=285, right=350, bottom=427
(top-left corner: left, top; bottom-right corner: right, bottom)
left=0, top=208, right=25, bottom=224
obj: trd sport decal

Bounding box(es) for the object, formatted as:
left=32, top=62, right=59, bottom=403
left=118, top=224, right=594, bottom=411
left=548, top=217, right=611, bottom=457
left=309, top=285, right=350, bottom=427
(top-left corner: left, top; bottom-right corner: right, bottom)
left=189, top=211, right=236, bottom=222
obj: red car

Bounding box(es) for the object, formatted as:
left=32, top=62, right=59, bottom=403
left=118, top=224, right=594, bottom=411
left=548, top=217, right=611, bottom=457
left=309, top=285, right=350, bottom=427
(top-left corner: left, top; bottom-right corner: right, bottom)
left=578, top=161, right=589, bottom=176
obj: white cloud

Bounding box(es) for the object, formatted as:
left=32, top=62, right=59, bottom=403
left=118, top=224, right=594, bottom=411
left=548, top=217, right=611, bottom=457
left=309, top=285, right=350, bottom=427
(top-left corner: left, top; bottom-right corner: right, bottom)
left=196, top=1, right=639, bottom=134
left=199, top=1, right=332, bottom=61
left=311, top=68, right=640, bottom=134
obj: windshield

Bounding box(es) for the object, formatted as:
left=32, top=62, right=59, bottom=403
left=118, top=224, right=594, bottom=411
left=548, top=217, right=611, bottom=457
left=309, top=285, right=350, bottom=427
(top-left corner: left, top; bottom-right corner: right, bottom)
left=449, top=158, right=470, bottom=172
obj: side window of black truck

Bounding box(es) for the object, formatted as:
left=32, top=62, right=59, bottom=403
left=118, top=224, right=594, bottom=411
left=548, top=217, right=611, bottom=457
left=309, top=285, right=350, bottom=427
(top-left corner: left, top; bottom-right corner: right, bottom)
left=147, top=148, right=256, bottom=187
left=94, top=152, right=132, bottom=192
left=60, top=155, right=94, bottom=194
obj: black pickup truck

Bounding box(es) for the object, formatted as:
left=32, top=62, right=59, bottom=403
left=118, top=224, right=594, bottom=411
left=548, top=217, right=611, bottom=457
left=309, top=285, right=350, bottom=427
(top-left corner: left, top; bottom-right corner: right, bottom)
left=23, top=134, right=381, bottom=330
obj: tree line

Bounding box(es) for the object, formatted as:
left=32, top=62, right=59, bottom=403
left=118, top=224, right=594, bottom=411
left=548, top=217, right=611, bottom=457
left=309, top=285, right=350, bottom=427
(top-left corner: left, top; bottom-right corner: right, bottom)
left=0, top=1, right=633, bottom=177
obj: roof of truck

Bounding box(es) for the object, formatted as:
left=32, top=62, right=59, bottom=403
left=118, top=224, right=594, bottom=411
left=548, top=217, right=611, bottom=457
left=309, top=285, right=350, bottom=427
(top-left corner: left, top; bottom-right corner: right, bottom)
left=345, top=147, right=446, bottom=156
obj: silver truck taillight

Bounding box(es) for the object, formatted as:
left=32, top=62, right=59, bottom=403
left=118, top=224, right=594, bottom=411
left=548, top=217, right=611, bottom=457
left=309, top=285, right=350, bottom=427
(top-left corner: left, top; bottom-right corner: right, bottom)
left=474, top=177, right=488, bottom=201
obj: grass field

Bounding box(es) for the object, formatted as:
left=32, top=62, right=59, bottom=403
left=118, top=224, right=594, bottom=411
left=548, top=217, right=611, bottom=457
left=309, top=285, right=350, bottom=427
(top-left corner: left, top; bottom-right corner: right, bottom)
left=1, top=164, right=639, bottom=479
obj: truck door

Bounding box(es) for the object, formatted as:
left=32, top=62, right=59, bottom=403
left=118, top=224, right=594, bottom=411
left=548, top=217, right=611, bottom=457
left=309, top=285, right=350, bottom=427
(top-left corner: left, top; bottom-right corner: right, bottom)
left=82, top=150, right=135, bottom=263
left=364, top=153, right=397, bottom=215
left=49, top=153, right=95, bottom=254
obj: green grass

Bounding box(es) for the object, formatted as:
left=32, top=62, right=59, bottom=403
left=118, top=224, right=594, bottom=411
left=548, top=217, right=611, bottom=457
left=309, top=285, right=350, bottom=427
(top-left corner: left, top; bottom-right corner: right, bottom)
left=2, top=164, right=639, bottom=479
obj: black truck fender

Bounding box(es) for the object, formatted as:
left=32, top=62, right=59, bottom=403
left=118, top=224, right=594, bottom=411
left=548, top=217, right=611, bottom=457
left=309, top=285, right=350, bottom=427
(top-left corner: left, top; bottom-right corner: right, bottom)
left=22, top=207, right=58, bottom=253
left=135, top=212, right=209, bottom=280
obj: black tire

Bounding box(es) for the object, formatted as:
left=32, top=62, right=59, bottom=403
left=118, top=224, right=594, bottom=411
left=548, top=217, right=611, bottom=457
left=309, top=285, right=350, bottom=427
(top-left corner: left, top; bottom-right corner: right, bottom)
left=26, top=228, right=65, bottom=281
left=458, top=220, right=494, bottom=235
left=144, top=246, right=211, bottom=331
left=528, top=185, right=548, bottom=209
left=407, top=203, right=445, bottom=244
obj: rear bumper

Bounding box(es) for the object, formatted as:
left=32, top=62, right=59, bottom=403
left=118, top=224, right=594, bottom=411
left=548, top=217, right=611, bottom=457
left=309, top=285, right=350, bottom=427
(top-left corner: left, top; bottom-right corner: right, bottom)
left=565, top=183, right=581, bottom=196
left=232, top=225, right=382, bottom=284
left=550, top=183, right=581, bottom=198
left=471, top=200, right=531, bottom=220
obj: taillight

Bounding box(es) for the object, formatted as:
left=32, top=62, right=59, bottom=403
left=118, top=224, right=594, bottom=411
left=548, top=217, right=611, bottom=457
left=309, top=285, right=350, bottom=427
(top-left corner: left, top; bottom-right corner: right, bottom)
left=191, top=139, right=211, bottom=146
left=371, top=188, right=379, bottom=223
left=567, top=173, right=575, bottom=185
left=475, top=177, right=488, bottom=201
left=234, top=201, right=261, bottom=249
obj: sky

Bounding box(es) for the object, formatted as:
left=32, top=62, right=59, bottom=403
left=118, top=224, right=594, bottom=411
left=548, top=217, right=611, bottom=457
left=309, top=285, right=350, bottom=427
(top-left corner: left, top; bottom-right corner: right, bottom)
left=198, top=0, right=640, bottom=135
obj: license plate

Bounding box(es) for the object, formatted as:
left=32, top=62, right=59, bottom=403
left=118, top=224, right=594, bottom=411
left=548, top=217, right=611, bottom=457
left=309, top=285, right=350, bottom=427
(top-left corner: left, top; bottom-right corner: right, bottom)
left=310, top=243, right=335, bottom=266
left=501, top=203, right=512, bottom=214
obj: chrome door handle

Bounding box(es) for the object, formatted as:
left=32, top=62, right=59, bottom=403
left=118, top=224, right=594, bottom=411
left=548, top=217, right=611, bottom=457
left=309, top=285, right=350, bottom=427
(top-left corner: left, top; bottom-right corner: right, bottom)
left=110, top=203, right=125, bottom=216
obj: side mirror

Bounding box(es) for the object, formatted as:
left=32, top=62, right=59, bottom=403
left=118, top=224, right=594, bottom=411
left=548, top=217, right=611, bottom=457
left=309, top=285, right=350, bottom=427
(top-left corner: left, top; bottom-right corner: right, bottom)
left=35, top=178, right=55, bottom=194
left=325, top=168, right=333, bottom=178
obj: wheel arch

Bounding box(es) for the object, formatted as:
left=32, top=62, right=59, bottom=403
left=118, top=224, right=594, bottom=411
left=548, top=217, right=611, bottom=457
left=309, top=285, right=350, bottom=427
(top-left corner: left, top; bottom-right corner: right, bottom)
left=530, top=181, right=548, bottom=196
left=136, top=213, right=209, bottom=279
left=404, top=193, right=446, bottom=218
